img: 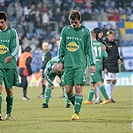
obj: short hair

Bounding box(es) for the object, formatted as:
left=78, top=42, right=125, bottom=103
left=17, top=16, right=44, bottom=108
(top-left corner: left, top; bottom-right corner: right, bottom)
left=68, top=10, right=81, bottom=20
left=106, top=30, right=115, bottom=36
left=91, top=31, right=96, bottom=38
left=0, top=11, right=7, bottom=21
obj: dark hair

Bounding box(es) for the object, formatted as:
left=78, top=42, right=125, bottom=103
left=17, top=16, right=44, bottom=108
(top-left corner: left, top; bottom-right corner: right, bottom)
left=93, top=27, right=103, bottom=41
left=0, top=11, right=7, bottom=21
left=25, top=46, right=32, bottom=52
left=68, top=10, right=81, bottom=20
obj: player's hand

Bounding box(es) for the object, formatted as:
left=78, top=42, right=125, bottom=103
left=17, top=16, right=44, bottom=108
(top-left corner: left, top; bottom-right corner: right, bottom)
left=118, top=59, right=121, bottom=64
left=58, top=63, right=63, bottom=72
left=101, top=45, right=106, bottom=50
left=90, top=66, right=96, bottom=73
left=4, top=56, right=12, bottom=64
left=50, top=85, right=54, bottom=89
left=104, top=69, right=108, bottom=73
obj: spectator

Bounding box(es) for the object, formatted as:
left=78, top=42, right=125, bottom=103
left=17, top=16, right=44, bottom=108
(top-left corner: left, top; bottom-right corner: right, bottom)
left=82, top=8, right=91, bottom=21
left=29, top=36, right=39, bottom=52
left=108, top=9, right=120, bottom=21
left=15, top=2, right=23, bottom=23
left=6, top=2, right=15, bottom=21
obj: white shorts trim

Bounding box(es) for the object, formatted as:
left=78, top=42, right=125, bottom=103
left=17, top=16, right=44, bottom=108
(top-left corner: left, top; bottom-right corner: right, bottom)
left=104, top=73, right=118, bottom=81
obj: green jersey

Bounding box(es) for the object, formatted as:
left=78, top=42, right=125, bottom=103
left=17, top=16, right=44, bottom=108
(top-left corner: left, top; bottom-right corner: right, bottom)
left=90, top=40, right=107, bottom=83
left=92, top=40, right=107, bottom=68
left=44, top=56, right=61, bottom=86
left=0, top=27, right=19, bottom=69
left=59, top=25, right=95, bottom=69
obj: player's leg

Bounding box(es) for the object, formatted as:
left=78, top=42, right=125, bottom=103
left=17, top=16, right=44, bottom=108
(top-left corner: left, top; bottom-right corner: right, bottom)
left=42, top=84, right=52, bottom=108
left=0, top=70, right=3, bottom=120
left=5, top=88, right=13, bottom=120
left=38, top=77, right=46, bottom=98
left=65, top=85, right=74, bottom=105
left=95, top=71, right=105, bottom=104
left=104, top=73, right=112, bottom=99
left=94, top=85, right=101, bottom=103
left=96, top=82, right=111, bottom=104
left=21, top=76, right=29, bottom=100
left=4, top=69, right=15, bottom=120
left=74, top=84, right=83, bottom=114
left=0, top=84, right=2, bottom=121
left=62, top=68, right=75, bottom=105
left=110, top=77, right=117, bottom=102
left=64, top=89, right=71, bottom=108
left=71, top=68, right=85, bottom=120
left=83, top=83, right=95, bottom=104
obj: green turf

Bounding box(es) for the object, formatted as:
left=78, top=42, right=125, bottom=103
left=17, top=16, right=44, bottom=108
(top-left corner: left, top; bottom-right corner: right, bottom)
left=0, top=86, right=132, bottom=133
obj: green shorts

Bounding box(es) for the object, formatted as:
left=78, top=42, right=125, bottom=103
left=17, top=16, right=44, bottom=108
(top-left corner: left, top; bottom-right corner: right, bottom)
left=0, top=68, right=20, bottom=89
left=62, top=67, right=86, bottom=86
left=90, top=63, right=102, bottom=83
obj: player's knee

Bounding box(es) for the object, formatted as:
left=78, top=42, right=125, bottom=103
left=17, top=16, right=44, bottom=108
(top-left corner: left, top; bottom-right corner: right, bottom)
left=75, top=85, right=82, bottom=94
left=106, top=80, right=112, bottom=84
left=6, top=88, right=13, bottom=96
left=112, top=80, right=116, bottom=85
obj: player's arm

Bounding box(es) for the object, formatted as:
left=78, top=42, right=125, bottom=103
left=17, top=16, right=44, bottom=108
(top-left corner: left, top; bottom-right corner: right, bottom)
left=58, top=27, right=67, bottom=63
left=86, top=30, right=96, bottom=73
left=58, top=27, right=67, bottom=71
left=102, top=50, right=108, bottom=73
left=102, top=50, right=108, bottom=72
left=44, top=72, right=54, bottom=86
left=5, top=29, right=19, bottom=64
left=25, top=57, right=32, bottom=75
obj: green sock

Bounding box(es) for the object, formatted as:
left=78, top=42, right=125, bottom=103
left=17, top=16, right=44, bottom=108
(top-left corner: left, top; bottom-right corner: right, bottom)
left=68, top=93, right=75, bottom=105
left=6, top=94, right=13, bottom=114
left=74, top=95, right=83, bottom=114
left=0, top=94, right=2, bottom=114
left=88, top=89, right=95, bottom=101
left=99, top=86, right=109, bottom=100
left=64, top=91, right=70, bottom=105
left=44, top=87, right=51, bottom=105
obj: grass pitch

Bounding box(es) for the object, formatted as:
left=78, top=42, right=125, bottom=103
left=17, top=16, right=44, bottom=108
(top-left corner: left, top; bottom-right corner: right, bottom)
left=0, top=86, right=132, bottom=133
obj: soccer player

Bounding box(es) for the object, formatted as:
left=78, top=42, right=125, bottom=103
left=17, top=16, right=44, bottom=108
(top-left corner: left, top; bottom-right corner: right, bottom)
left=42, top=56, right=70, bottom=108
left=18, top=46, right=32, bottom=100
left=92, top=27, right=106, bottom=104
left=38, top=41, right=52, bottom=98
left=0, top=11, right=20, bottom=120
left=83, top=31, right=111, bottom=105
left=58, top=10, right=96, bottom=120
left=104, top=30, right=122, bottom=102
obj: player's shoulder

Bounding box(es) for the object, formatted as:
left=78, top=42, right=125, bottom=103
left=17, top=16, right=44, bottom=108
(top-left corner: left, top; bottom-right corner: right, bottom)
left=114, top=40, right=119, bottom=46
left=81, top=25, right=91, bottom=34
left=7, top=27, right=17, bottom=36
left=62, top=25, right=71, bottom=31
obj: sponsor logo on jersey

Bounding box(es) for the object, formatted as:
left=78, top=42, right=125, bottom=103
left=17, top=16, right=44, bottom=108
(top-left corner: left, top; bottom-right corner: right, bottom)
left=66, top=42, right=79, bottom=52
left=0, top=45, right=8, bottom=54
left=66, top=36, right=82, bottom=41
left=0, top=39, right=10, bottom=43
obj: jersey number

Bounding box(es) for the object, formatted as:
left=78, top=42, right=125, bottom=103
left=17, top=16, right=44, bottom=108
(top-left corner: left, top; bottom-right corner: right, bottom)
left=93, top=46, right=101, bottom=58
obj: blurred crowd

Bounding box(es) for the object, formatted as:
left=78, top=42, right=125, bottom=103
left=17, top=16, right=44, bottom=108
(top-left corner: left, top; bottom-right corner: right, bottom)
left=0, top=0, right=133, bottom=55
